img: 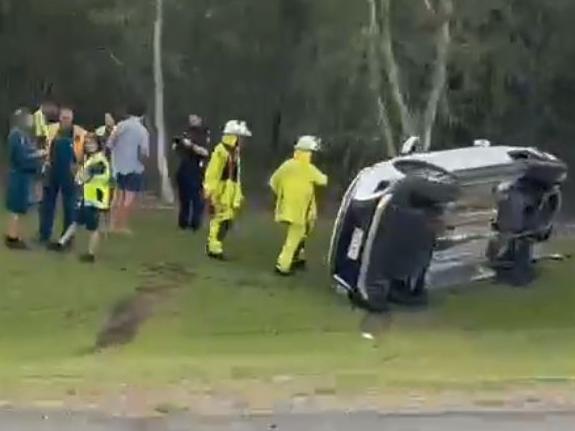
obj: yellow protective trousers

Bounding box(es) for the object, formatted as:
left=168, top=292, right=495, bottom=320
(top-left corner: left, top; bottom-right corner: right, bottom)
left=276, top=223, right=308, bottom=273
left=207, top=204, right=235, bottom=256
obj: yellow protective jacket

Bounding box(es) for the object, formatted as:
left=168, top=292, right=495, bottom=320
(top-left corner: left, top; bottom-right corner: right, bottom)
left=269, top=150, right=328, bottom=226
left=47, top=123, right=87, bottom=162
left=204, top=135, right=243, bottom=217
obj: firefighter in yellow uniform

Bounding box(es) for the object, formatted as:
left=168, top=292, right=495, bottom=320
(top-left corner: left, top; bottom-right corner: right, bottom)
left=204, top=120, right=252, bottom=259
left=270, top=135, right=328, bottom=275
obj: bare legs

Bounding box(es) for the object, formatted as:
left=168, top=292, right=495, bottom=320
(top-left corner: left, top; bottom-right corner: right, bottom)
left=110, top=190, right=137, bottom=235
left=5, top=214, right=30, bottom=250
left=6, top=213, right=21, bottom=240
left=122, top=191, right=136, bottom=234
left=54, top=223, right=100, bottom=261
left=88, top=231, right=100, bottom=256
left=110, top=189, right=123, bottom=232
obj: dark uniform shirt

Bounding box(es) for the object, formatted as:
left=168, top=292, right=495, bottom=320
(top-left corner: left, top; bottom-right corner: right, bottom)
left=49, top=128, right=76, bottom=184
left=174, top=126, right=210, bottom=184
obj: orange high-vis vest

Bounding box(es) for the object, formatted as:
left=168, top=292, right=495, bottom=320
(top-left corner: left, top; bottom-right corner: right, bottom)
left=46, top=123, right=87, bottom=162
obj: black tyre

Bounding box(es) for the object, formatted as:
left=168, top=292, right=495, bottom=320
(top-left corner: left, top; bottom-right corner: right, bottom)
left=364, top=280, right=392, bottom=313
left=405, top=176, right=460, bottom=205
left=392, top=160, right=460, bottom=205
left=388, top=270, right=429, bottom=307
left=524, top=162, right=567, bottom=186
left=388, top=177, right=459, bottom=212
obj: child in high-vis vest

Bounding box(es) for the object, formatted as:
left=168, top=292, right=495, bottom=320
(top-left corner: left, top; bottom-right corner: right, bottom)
left=48, top=133, right=111, bottom=262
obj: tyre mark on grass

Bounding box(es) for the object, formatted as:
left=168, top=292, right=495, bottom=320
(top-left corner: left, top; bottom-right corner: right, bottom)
left=93, top=262, right=194, bottom=351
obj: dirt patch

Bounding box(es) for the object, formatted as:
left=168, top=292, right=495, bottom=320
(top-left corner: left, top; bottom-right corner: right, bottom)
left=94, top=262, right=194, bottom=351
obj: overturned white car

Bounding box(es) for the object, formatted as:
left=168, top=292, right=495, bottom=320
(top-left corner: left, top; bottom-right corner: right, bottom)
left=328, top=139, right=567, bottom=312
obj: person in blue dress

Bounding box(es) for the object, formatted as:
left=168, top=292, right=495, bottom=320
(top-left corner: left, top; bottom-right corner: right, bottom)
left=5, top=108, right=46, bottom=249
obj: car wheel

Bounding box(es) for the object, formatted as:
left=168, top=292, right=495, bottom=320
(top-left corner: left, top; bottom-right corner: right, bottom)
left=388, top=270, right=429, bottom=307
left=364, top=280, right=392, bottom=313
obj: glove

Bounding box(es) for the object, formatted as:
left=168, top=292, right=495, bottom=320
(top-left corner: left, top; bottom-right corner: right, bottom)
left=233, top=192, right=244, bottom=211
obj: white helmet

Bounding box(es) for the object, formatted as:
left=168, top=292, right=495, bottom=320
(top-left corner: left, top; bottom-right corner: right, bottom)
left=294, top=135, right=322, bottom=152
left=223, top=120, right=252, bottom=137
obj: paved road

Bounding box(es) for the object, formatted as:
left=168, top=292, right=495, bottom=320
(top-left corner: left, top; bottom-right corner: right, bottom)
left=3, top=410, right=575, bottom=431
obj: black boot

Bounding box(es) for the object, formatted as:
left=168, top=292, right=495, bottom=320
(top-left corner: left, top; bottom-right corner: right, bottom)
left=79, top=254, right=96, bottom=263
left=5, top=236, right=28, bottom=250
left=292, top=260, right=307, bottom=271
left=274, top=266, right=293, bottom=277
left=47, top=242, right=65, bottom=252
left=206, top=246, right=226, bottom=261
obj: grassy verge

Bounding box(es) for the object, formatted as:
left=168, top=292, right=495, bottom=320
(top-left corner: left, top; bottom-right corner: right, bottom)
left=0, top=209, right=574, bottom=409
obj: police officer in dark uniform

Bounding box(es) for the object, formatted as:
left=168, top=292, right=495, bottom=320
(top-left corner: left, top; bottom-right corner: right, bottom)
left=172, top=114, right=210, bottom=231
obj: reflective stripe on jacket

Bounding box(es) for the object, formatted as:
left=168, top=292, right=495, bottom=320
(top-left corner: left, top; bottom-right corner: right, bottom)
left=204, top=137, right=243, bottom=211
left=82, top=152, right=111, bottom=210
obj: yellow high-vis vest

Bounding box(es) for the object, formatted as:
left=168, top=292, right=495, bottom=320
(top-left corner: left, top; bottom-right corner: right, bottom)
left=83, top=152, right=111, bottom=210
left=33, top=109, right=49, bottom=139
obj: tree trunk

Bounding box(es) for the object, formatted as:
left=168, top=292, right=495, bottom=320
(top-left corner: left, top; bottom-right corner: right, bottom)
left=379, top=0, right=415, bottom=139
left=421, top=0, right=452, bottom=151
left=153, top=0, right=175, bottom=203
left=366, top=0, right=396, bottom=157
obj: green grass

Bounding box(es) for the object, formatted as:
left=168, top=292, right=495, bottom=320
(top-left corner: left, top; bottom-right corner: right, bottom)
left=1, top=208, right=575, bottom=406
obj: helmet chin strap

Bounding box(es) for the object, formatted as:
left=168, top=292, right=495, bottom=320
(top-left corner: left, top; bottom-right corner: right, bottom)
left=222, top=134, right=238, bottom=147
left=294, top=150, right=312, bottom=163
